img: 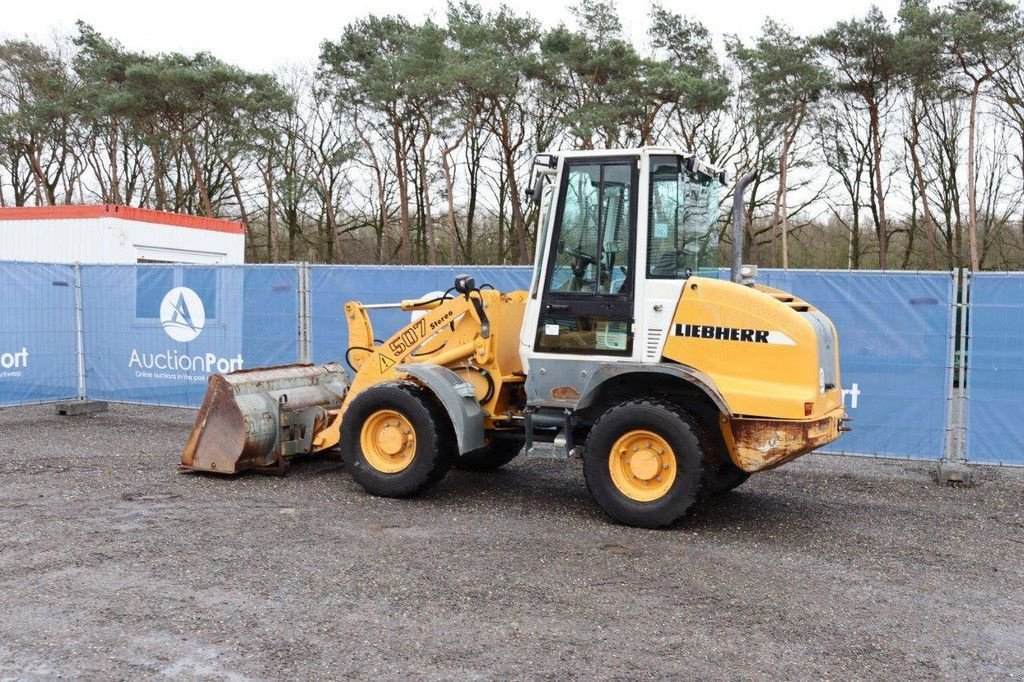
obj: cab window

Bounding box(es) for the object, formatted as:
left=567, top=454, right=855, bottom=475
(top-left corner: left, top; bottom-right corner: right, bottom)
left=648, top=155, right=721, bottom=278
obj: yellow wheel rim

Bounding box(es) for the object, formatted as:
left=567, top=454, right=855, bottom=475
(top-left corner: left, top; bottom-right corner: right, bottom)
left=608, top=429, right=677, bottom=502
left=360, top=409, right=416, bottom=473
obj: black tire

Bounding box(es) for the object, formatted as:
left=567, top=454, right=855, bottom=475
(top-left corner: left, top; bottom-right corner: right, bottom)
left=583, top=398, right=708, bottom=528
left=705, top=460, right=750, bottom=496
left=342, top=382, right=455, bottom=498
left=455, top=438, right=522, bottom=471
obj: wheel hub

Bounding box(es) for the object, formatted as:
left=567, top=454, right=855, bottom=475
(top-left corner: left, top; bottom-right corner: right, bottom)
left=629, top=449, right=660, bottom=480
left=360, top=409, right=416, bottom=473
left=608, top=429, right=677, bottom=502
left=376, top=423, right=408, bottom=455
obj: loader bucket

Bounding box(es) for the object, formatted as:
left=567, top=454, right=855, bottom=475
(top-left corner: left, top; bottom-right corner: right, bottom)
left=180, top=363, right=349, bottom=475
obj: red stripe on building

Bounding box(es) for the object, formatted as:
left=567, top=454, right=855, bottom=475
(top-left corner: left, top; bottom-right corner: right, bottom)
left=0, top=204, right=244, bottom=235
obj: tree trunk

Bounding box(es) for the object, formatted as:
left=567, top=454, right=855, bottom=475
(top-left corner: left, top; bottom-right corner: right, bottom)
left=967, top=79, right=982, bottom=271
left=497, top=161, right=506, bottom=263
left=868, top=103, right=888, bottom=270
left=440, top=117, right=471, bottom=266
left=26, top=148, right=52, bottom=205
left=497, top=106, right=530, bottom=264
left=770, top=125, right=793, bottom=269
left=507, top=160, right=529, bottom=264
left=149, top=140, right=167, bottom=210
left=392, top=121, right=412, bottom=265
left=418, top=131, right=437, bottom=265
left=377, top=180, right=387, bottom=264
left=850, top=204, right=860, bottom=269
left=1019, top=130, right=1024, bottom=249
left=501, top=142, right=529, bottom=264
left=264, top=153, right=280, bottom=262
left=465, top=129, right=482, bottom=262
left=746, top=174, right=761, bottom=263
left=780, top=127, right=796, bottom=270
left=183, top=138, right=213, bottom=217
left=352, top=116, right=388, bottom=264
left=441, top=145, right=460, bottom=266
left=323, top=186, right=341, bottom=264
left=908, top=94, right=939, bottom=270
left=222, top=155, right=251, bottom=255
left=109, top=122, right=123, bottom=205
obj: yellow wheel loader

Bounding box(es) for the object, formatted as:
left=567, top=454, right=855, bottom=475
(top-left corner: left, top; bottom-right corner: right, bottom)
left=180, top=147, right=849, bottom=528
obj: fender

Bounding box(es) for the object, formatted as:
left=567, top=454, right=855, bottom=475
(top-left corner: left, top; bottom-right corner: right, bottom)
left=576, top=362, right=732, bottom=416
left=397, top=363, right=485, bottom=455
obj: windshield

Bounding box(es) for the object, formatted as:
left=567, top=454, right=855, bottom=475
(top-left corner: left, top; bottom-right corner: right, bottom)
left=647, top=155, right=721, bottom=278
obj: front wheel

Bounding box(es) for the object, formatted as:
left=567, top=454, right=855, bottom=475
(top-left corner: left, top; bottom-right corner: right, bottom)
left=341, top=382, right=455, bottom=498
left=583, top=399, right=708, bottom=528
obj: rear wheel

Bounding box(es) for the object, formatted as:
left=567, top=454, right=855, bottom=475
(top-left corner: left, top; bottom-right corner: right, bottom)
left=583, top=398, right=707, bottom=528
left=342, top=382, right=454, bottom=497
left=455, top=438, right=522, bottom=471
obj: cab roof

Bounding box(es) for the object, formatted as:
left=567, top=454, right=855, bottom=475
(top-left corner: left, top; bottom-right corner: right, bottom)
left=537, top=147, right=724, bottom=182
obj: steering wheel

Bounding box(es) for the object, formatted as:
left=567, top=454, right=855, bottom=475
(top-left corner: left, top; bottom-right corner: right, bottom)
left=564, top=246, right=596, bottom=278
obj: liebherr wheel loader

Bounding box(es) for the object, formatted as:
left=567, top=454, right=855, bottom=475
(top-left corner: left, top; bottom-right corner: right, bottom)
left=180, top=147, right=848, bottom=528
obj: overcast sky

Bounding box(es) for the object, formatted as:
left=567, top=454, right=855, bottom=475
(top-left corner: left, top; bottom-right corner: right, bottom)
left=3, top=0, right=903, bottom=72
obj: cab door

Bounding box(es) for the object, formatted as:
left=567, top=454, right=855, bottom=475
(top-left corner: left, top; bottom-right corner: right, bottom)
left=532, top=157, right=639, bottom=358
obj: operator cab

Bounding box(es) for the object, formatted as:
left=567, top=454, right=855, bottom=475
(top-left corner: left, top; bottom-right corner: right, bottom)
left=520, top=147, right=725, bottom=367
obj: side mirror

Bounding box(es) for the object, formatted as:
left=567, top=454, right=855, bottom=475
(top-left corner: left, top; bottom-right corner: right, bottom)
left=526, top=173, right=545, bottom=205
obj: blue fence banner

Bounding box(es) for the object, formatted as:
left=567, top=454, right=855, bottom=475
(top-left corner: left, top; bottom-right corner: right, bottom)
left=749, top=270, right=955, bottom=459
left=309, top=265, right=531, bottom=364
left=80, top=264, right=300, bottom=408
left=965, top=273, right=1024, bottom=465
left=0, top=262, right=79, bottom=406
left=0, top=261, right=980, bottom=464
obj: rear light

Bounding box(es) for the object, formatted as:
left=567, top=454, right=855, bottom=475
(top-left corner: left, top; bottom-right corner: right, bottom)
left=804, top=402, right=814, bottom=416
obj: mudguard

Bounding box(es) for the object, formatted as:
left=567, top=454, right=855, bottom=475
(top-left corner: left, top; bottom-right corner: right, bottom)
left=397, top=364, right=485, bottom=454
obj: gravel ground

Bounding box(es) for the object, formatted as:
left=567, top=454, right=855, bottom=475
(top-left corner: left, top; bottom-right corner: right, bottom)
left=0, top=403, right=1022, bottom=680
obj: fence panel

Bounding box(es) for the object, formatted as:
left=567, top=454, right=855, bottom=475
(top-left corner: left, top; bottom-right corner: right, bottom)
left=965, top=273, right=1024, bottom=465
left=751, top=270, right=955, bottom=459
left=0, top=262, right=79, bottom=406
left=0, top=261, right=966, bottom=465
left=80, top=264, right=300, bottom=408
left=309, top=265, right=531, bottom=364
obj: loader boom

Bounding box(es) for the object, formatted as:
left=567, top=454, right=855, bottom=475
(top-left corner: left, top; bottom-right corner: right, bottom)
left=310, top=288, right=527, bottom=451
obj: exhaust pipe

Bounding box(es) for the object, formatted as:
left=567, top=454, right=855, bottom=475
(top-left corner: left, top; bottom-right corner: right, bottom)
left=730, top=172, right=756, bottom=284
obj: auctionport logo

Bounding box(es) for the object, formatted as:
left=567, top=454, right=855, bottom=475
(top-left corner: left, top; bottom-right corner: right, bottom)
left=0, top=346, right=28, bottom=378
left=128, top=286, right=243, bottom=380
left=160, top=287, right=205, bottom=342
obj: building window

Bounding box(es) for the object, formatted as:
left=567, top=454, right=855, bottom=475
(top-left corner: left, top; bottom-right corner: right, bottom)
left=134, top=264, right=218, bottom=321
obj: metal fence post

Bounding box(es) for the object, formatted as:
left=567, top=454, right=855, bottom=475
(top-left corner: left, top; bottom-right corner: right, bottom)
left=73, top=262, right=86, bottom=400
left=298, top=262, right=311, bottom=364
left=54, top=262, right=108, bottom=414
left=939, top=268, right=971, bottom=484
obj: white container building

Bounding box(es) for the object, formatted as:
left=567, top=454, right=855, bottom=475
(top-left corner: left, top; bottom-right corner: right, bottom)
left=0, top=205, right=245, bottom=264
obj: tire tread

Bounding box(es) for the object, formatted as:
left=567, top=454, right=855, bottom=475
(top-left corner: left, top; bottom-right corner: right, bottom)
left=583, top=397, right=709, bottom=527
left=343, top=381, right=454, bottom=497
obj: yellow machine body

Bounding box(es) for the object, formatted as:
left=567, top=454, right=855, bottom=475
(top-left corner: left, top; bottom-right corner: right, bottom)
left=311, top=289, right=528, bottom=451
left=662, top=277, right=845, bottom=473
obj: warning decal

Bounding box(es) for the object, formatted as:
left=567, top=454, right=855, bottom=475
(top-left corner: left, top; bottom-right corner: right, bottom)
left=378, top=354, right=396, bottom=372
